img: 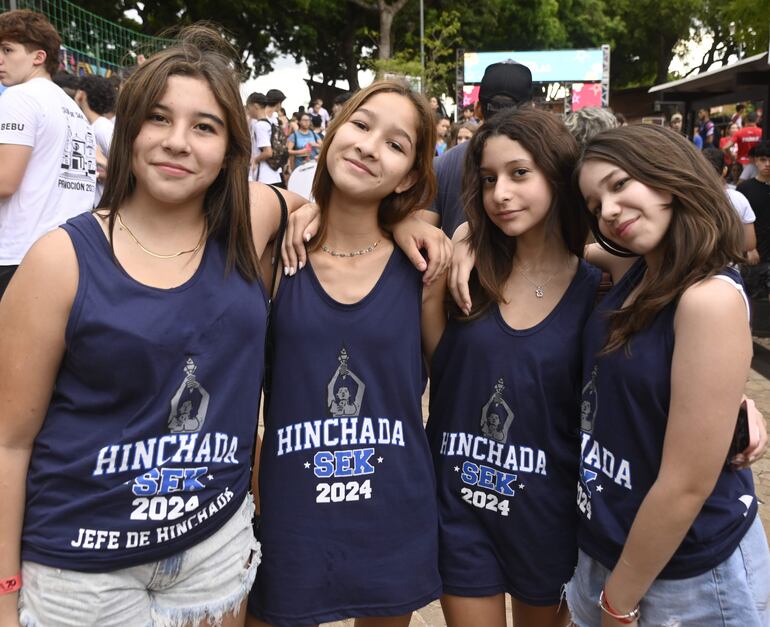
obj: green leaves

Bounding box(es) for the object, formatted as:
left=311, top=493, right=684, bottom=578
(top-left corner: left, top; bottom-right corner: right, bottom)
left=76, top=0, right=770, bottom=93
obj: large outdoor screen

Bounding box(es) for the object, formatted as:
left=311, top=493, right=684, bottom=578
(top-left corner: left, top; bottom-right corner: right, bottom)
left=464, top=49, right=605, bottom=84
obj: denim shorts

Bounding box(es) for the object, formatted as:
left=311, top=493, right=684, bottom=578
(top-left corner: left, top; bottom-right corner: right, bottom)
left=19, top=494, right=260, bottom=627
left=565, top=516, right=770, bottom=626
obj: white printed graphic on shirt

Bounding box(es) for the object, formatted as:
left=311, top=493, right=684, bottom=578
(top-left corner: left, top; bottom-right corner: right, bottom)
left=577, top=365, right=633, bottom=521
left=437, top=378, right=548, bottom=518
left=74, top=357, right=240, bottom=552
left=59, top=120, right=97, bottom=190
left=168, top=358, right=210, bottom=433
left=276, top=347, right=408, bottom=505
left=480, top=378, right=514, bottom=442
left=327, top=347, right=365, bottom=417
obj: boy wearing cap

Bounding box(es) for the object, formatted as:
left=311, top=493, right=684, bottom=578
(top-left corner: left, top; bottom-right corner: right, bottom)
left=428, top=61, right=533, bottom=236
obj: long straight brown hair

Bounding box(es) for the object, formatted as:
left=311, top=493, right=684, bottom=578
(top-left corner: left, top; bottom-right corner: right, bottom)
left=461, top=108, right=587, bottom=319
left=577, top=124, right=745, bottom=353
left=309, top=80, right=437, bottom=247
left=99, top=25, right=259, bottom=281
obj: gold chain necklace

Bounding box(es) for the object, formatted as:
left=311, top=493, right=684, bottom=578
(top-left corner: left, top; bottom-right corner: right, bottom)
left=321, top=240, right=380, bottom=258
left=117, top=212, right=206, bottom=260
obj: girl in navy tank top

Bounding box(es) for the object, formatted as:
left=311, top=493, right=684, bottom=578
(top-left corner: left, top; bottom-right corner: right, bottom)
left=0, top=26, right=317, bottom=627
left=565, top=125, right=770, bottom=625
left=425, top=109, right=599, bottom=627
left=247, top=81, right=447, bottom=627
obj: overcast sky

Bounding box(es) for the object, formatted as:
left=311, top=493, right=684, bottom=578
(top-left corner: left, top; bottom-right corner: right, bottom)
left=240, top=55, right=375, bottom=115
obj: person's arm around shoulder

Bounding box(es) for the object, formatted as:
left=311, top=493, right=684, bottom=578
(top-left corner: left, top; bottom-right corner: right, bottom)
left=280, top=205, right=451, bottom=283
left=422, top=271, right=448, bottom=368
left=601, top=277, right=752, bottom=623
left=391, top=215, right=452, bottom=284
left=0, top=229, right=77, bottom=624
left=447, top=221, right=474, bottom=315
left=584, top=243, right=638, bottom=284
left=249, top=182, right=310, bottom=263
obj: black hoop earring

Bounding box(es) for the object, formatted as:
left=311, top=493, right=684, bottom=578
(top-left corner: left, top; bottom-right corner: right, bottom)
left=589, top=217, right=637, bottom=258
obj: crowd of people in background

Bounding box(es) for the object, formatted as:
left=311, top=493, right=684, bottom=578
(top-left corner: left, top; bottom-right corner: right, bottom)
left=664, top=104, right=768, bottom=316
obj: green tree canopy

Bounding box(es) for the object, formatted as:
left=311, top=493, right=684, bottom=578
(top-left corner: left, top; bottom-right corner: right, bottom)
left=77, top=0, right=769, bottom=91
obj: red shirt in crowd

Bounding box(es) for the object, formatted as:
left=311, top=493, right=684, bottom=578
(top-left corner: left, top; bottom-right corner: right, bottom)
left=734, top=126, right=763, bottom=164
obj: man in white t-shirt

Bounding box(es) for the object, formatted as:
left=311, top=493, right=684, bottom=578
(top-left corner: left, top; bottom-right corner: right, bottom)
left=0, top=9, right=96, bottom=297
left=245, top=91, right=267, bottom=182
left=75, top=74, right=116, bottom=207
left=253, top=89, right=285, bottom=186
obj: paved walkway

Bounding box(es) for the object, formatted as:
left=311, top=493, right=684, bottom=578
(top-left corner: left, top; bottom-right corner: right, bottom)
left=324, top=361, right=770, bottom=627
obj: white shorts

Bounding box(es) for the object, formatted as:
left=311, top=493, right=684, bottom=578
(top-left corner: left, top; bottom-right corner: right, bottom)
left=19, top=494, right=259, bottom=627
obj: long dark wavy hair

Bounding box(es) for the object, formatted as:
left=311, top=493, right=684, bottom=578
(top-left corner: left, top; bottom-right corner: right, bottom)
left=100, top=24, right=259, bottom=280
left=576, top=124, right=745, bottom=353
left=461, top=108, right=587, bottom=319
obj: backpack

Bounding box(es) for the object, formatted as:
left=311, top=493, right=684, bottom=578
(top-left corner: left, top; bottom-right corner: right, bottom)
left=259, top=118, right=289, bottom=171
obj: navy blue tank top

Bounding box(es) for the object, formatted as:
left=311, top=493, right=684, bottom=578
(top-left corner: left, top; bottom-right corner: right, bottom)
left=22, top=212, right=266, bottom=571
left=577, top=258, right=757, bottom=579
left=250, top=248, right=441, bottom=625
left=426, top=260, right=601, bottom=603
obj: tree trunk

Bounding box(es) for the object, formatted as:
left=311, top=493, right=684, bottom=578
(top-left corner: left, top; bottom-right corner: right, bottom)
left=379, top=6, right=394, bottom=61
left=343, top=28, right=360, bottom=90
left=350, top=0, right=408, bottom=74
left=656, top=32, right=676, bottom=85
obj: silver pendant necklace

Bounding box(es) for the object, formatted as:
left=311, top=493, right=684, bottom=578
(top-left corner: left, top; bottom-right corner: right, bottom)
left=515, top=261, right=560, bottom=298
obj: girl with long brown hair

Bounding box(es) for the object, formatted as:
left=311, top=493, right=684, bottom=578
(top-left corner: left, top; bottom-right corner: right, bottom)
left=566, top=124, right=770, bottom=626
left=0, top=24, right=321, bottom=627
left=0, top=25, right=452, bottom=625
left=246, top=80, right=448, bottom=627
left=424, top=108, right=599, bottom=627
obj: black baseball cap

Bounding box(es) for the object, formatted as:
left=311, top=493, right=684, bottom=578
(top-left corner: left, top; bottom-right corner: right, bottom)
left=265, top=89, right=286, bottom=105
left=478, top=61, right=533, bottom=105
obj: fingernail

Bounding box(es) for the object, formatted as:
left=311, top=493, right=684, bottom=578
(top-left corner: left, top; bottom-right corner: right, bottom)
left=290, top=267, right=296, bottom=276
left=283, top=266, right=289, bottom=276
left=298, top=261, right=304, bottom=270
left=304, top=232, right=311, bottom=242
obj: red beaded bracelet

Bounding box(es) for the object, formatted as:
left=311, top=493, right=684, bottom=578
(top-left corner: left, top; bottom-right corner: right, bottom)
left=598, top=589, right=640, bottom=624
left=0, top=573, right=21, bottom=596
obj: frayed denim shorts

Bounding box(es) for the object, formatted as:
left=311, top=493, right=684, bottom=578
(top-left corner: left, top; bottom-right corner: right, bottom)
left=19, top=494, right=260, bottom=627
left=565, top=515, right=770, bottom=626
